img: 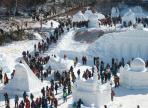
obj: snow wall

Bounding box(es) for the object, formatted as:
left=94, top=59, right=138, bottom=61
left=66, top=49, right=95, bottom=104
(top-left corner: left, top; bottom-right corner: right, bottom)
left=87, top=30, right=148, bottom=64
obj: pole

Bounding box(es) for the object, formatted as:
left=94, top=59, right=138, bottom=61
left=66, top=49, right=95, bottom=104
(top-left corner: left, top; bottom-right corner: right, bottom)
left=15, top=0, right=18, bottom=16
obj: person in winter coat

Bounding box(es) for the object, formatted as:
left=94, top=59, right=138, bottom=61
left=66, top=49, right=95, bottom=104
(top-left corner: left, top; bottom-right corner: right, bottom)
left=23, top=91, right=27, bottom=101
left=64, top=54, right=67, bottom=59
left=4, top=73, right=8, bottom=85
left=41, top=87, right=45, bottom=97
left=4, top=92, right=9, bottom=105
left=5, top=104, right=10, bottom=108
left=104, top=105, right=107, bottom=108
left=0, top=69, right=3, bottom=83
left=44, top=98, right=48, bottom=108
left=82, top=56, right=85, bottom=65
left=35, top=97, right=41, bottom=108
left=15, top=95, right=19, bottom=108
left=77, top=69, right=80, bottom=77
left=114, top=75, right=120, bottom=88
left=25, top=98, right=30, bottom=108
left=19, top=101, right=24, bottom=108
left=30, top=93, right=34, bottom=102
left=11, top=70, right=15, bottom=79
left=137, top=105, right=140, bottom=108
left=77, top=99, right=83, bottom=108
left=63, top=90, right=67, bottom=102
left=55, top=83, right=58, bottom=95
left=41, top=96, right=46, bottom=108
left=31, top=100, right=36, bottom=108
left=53, top=98, right=58, bottom=108
left=72, top=102, right=77, bottom=108
left=111, top=89, right=115, bottom=101
left=68, top=83, right=72, bottom=94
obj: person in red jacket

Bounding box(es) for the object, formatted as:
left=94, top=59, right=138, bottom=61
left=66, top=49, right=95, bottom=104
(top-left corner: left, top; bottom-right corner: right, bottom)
left=25, top=97, right=30, bottom=108
left=4, top=73, right=9, bottom=85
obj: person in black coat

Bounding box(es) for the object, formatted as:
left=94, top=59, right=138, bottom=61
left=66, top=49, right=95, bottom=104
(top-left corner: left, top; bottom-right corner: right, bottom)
left=55, top=83, right=58, bottom=95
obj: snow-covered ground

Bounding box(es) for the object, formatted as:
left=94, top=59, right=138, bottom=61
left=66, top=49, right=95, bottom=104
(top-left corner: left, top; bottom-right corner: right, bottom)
left=44, top=28, right=148, bottom=108
left=0, top=5, right=148, bottom=107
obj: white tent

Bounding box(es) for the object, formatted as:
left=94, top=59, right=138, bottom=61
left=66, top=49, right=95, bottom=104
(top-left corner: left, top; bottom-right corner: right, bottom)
left=122, top=9, right=136, bottom=25
left=72, top=11, right=88, bottom=22
left=111, top=7, right=120, bottom=18
left=0, top=61, right=43, bottom=96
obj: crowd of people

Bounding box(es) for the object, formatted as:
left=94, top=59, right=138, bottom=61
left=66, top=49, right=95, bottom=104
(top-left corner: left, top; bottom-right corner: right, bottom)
left=2, top=48, right=148, bottom=108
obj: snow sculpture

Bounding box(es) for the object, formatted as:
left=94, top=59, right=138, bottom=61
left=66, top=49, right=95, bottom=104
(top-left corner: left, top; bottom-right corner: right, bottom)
left=111, top=7, right=120, bottom=18
left=132, top=6, right=146, bottom=18
left=83, top=9, right=100, bottom=28
left=88, top=14, right=100, bottom=28
left=94, top=12, right=105, bottom=20
left=72, top=11, right=88, bottom=22
left=120, top=58, right=148, bottom=89
left=130, top=58, right=146, bottom=72
left=0, top=61, right=43, bottom=95
left=124, top=64, right=130, bottom=71
left=84, top=9, right=94, bottom=19
left=72, top=68, right=111, bottom=108
left=122, top=9, right=136, bottom=25
left=73, top=9, right=100, bottom=28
